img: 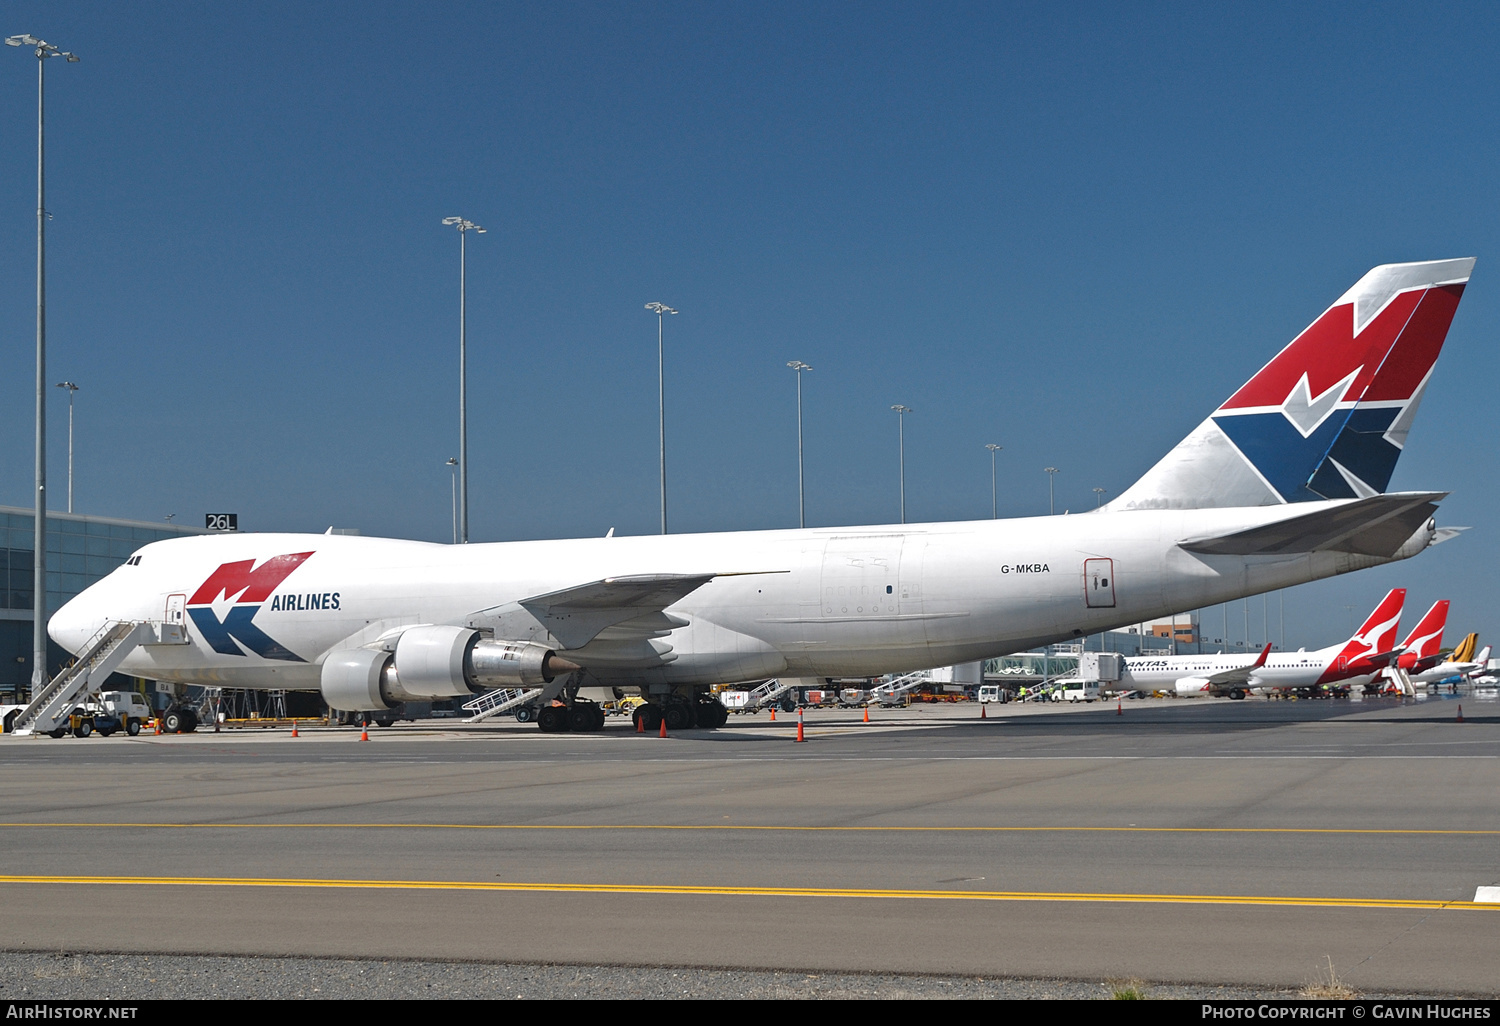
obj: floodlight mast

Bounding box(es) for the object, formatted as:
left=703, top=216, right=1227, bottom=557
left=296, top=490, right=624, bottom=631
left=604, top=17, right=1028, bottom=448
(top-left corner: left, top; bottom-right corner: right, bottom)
left=985, top=444, right=1002, bottom=519
left=787, top=361, right=812, bottom=528
left=7, top=33, right=78, bottom=692
left=441, top=217, right=484, bottom=543
left=891, top=405, right=912, bottom=524
left=645, top=302, right=677, bottom=534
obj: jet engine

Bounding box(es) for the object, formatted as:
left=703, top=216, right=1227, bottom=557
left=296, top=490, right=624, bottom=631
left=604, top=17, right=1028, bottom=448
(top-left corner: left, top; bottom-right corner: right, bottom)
left=1173, top=676, right=1212, bottom=697
left=320, top=626, right=579, bottom=711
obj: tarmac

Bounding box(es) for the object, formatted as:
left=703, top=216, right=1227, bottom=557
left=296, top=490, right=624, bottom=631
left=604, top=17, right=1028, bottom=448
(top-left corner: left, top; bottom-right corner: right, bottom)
left=1, top=691, right=1496, bottom=998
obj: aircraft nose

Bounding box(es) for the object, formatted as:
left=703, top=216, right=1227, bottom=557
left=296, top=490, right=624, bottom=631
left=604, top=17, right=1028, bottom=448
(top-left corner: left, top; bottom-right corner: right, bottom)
left=48, top=588, right=106, bottom=658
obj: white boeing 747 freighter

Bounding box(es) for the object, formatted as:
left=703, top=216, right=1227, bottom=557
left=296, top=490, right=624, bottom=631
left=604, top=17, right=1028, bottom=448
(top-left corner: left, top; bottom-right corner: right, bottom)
left=41, top=259, right=1476, bottom=732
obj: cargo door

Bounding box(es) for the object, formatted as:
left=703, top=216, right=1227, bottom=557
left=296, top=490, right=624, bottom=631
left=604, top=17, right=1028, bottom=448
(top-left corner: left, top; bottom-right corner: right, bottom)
left=821, top=535, right=905, bottom=618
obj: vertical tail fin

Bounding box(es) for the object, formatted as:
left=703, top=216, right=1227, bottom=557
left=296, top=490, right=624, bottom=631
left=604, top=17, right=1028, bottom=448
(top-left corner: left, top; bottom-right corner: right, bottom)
left=1449, top=632, right=1479, bottom=665
left=1396, top=600, right=1448, bottom=669
left=1349, top=588, right=1406, bottom=656
left=1112, top=259, right=1474, bottom=510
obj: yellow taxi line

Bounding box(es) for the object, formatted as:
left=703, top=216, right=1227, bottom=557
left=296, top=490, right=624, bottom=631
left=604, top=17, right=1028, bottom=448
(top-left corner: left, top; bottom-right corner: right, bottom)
left=0, top=874, right=1493, bottom=911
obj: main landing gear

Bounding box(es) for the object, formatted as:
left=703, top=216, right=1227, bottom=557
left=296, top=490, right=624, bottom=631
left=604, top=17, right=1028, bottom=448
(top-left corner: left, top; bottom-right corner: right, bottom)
left=629, top=692, right=729, bottom=732
left=535, top=698, right=606, bottom=734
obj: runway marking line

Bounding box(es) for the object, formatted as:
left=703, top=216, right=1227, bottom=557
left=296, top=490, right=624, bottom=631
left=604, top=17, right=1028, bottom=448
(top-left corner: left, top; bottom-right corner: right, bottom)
left=0, top=874, right=1494, bottom=912
left=0, top=822, right=1495, bottom=837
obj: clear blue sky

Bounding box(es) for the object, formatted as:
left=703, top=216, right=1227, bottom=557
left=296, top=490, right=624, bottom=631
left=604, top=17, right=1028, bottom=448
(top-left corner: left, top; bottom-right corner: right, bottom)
left=1, top=2, right=1495, bottom=650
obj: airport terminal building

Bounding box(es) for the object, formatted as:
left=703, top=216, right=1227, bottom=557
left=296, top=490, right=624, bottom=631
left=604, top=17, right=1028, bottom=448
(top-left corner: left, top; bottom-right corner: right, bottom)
left=0, top=505, right=207, bottom=700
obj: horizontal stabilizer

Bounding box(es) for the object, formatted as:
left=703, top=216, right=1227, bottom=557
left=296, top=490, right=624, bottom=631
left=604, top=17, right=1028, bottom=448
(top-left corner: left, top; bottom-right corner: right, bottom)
left=1179, top=492, right=1445, bottom=557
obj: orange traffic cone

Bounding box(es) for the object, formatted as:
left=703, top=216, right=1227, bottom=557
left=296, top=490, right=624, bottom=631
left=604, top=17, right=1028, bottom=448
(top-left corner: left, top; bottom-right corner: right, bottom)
left=1117, top=701, right=1122, bottom=716
left=636, top=712, right=645, bottom=733
left=769, top=707, right=776, bottom=721
left=1457, top=704, right=1464, bottom=723
left=980, top=703, right=986, bottom=719
left=863, top=706, right=869, bottom=723
left=796, top=707, right=805, bottom=742
left=659, top=716, right=668, bottom=738
left=154, top=717, right=162, bottom=735
left=290, top=720, right=299, bottom=738
left=359, top=721, right=369, bottom=741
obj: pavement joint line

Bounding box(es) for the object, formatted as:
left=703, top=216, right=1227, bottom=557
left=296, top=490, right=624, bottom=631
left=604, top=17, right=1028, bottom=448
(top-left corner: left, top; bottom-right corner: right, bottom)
left=1, top=823, right=1495, bottom=835
left=0, top=874, right=1495, bottom=911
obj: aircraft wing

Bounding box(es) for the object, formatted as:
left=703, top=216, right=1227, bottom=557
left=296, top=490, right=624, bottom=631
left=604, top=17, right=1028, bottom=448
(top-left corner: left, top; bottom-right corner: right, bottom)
left=466, top=572, right=783, bottom=650
left=1204, top=643, right=1273, bottom=686
left=1179, top=492, right=1446, bottom=557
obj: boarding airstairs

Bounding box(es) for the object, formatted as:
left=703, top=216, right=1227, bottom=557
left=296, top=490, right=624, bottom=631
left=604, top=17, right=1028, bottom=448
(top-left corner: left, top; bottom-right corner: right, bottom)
left=1383, top=666, right=1418, bottom=697
left=11, top=620, right=155, bottom=736
left=868, top=670, right=930, bottom=706
left=461, top=687, right=544, bottom=723
left=744, top=678, right=795, bottom=711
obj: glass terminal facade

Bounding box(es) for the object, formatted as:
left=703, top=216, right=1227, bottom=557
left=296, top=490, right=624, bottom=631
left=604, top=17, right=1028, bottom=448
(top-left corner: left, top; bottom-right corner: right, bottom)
left=0, top=505, right=207, bottom=698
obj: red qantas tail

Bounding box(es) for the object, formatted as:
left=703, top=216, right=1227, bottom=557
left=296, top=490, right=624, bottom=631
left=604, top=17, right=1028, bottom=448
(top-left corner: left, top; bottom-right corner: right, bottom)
left=1396, top=600, right=1449, bottom=670
left=1350, top=588, right=1406, bottom=655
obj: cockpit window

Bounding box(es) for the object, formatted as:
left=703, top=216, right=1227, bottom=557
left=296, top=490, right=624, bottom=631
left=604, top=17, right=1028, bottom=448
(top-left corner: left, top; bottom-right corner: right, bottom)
left=125, top=555, right=142, bottom=566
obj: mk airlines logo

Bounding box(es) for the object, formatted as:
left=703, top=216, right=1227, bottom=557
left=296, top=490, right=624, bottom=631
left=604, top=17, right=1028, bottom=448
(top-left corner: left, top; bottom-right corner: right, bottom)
left=1211, top=283, right=1465, bottom=504
left=187, top=552, right=315, bottom=662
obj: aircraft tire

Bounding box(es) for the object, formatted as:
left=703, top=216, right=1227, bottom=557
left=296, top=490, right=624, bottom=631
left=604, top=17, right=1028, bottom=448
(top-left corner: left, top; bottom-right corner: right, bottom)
left=515, top=706, right=534, bottom=723
left=1228, top=688, right=1246, bottom=701
left=537, top=705, right=568, bottom=733
left=637, top=704, right=663, bottom=733
left=163, top=711, right=184, bottom=733
left=568, top=704, right=597, bottom=732
left=664, top=703, right=692, bottom=731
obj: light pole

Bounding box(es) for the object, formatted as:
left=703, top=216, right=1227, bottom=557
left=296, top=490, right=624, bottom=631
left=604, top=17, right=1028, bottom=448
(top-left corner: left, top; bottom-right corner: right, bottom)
left=8, top=34, right=78, bottom=693
left=445, top=457, right=458, bottom=544
left=985, top=444, right=1002, bottom=519
left=891, top=405, right=912, bottom=524
left=788, top=361, right=812, bottom=528
left=1093, top=486, right=1106, bottom=509
left=55, top=380, right=77, bottom=513
left=1044, top=467, right=1059, bottom=515
left=441, top=216, right=484, bottom=543
left=645, top=302, right=677, bottom=534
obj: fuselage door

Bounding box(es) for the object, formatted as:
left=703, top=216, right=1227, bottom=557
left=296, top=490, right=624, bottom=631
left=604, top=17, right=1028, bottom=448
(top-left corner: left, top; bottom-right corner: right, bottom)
left=163, top=593, right=187, bottom=644
left=1083, top=558, right=1115, bottom=608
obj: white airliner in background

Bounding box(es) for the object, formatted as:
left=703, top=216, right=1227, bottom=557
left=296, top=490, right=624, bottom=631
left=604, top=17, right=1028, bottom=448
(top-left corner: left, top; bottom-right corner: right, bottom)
left=1120, top=589, right=1406, bottom=698
left=41, top=258, right=1476, bottom=732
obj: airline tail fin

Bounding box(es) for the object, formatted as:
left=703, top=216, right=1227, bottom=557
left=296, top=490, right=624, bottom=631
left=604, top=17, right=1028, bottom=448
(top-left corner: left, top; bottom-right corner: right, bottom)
left=1112, top=259, right=1474, bottom=511
left=1350, top=588, right=1406, bottom=656
left=1449, top=632, right=1479, bottom=665
left=1396, top=600, right=1448, bottom=669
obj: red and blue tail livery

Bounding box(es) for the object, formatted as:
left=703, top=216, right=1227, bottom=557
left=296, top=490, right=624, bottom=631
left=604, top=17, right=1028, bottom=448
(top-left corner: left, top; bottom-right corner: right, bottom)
left=1113, top=259, right=1474, bottom=510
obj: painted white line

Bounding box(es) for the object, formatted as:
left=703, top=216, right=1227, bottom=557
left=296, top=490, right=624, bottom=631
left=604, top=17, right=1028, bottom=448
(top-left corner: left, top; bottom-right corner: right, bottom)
left=1474, top=886, right=1500, bottom=903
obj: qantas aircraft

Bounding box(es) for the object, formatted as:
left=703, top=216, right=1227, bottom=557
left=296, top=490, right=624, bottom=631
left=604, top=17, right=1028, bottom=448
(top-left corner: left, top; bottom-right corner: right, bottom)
left=44, top=258, right=1474, bottom=732
left=1120, top=588, right=1406, bottom=698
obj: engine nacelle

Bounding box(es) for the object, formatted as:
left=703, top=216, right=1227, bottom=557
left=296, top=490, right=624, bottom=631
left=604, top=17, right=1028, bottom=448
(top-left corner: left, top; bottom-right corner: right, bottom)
left=1174, top=676, right=1213, bottom=697
left=320, top=626, right=578, bottom=711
